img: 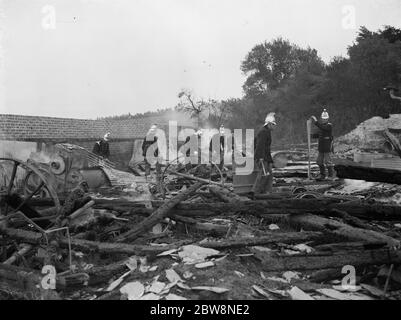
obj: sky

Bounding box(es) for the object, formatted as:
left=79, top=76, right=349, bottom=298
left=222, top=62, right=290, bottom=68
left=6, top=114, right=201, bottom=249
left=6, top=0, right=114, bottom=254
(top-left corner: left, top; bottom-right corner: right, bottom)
left=0, top=0, right=400, bottom=119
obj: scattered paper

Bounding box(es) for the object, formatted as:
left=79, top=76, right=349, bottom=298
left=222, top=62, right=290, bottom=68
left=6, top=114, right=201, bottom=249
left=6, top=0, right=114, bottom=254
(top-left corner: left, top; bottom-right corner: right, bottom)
left=166, top=269, right=183, bottom=283
left=120, top=281, right=145, bottom=300
left=178, top=245, right=220, bottom=264
left=183, top=271, right=193, bottom=279
left=268, top=224, right=280, bottom=230
left=292, top=244, right=314, bottom=254
left=283, top=271, right=301, bottom=282
left=148, top=281, right=166, bottom=294
left=288, top=286, right=314, bottom=300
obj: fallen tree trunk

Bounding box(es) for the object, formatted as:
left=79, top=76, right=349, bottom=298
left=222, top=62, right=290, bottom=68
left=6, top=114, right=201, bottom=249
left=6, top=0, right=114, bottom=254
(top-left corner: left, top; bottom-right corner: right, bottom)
left=0, top=227, right=192, bottom=256
left=256, top=248, right=401, bottom=272
left=199, top=231, right=324, bottom=249
left=115, top=182, right=204, bottom=243
left=287, top=214, right=400, bottom=247
left=334, top=159, right=401, bottom=184
left=329, top=208, right=375, bottom=230
left=96, top=198, right=401, bottom=220
left=4, top=243, right=33, bottom=265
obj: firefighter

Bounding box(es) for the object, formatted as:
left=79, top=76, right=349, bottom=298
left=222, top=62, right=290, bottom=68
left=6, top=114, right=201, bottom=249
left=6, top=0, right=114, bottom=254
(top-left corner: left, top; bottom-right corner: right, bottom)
left=141, top=124, right=161, bottom=179
left=310, top=109, right=335, bottom=181
left=209, top=124, right=226, bottom=169
left=250, top=112, right=276, bottom=197
left=92, top=132, right=111, bottom=159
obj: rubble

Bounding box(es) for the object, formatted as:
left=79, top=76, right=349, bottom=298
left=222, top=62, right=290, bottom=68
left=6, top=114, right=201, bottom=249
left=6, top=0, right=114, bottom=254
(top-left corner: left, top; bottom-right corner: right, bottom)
left=2, top=145, right=401, bottom=301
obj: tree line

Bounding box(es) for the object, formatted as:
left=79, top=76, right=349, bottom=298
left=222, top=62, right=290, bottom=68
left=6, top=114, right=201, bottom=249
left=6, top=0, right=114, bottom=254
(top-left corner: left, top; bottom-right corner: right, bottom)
left=177, top=25, right=401, bottom=146
left=104, top=25, right=401, bottom=146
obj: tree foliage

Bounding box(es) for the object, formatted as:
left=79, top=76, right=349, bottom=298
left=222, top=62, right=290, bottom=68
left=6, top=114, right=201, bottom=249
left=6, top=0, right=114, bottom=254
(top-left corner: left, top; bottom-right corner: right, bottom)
left=226, top=26, right=401, bottom=145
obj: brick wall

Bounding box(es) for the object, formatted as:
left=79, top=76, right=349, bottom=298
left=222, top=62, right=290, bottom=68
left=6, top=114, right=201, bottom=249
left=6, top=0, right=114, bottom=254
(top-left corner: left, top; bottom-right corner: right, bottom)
left=0, top=112, right=196, bottom=167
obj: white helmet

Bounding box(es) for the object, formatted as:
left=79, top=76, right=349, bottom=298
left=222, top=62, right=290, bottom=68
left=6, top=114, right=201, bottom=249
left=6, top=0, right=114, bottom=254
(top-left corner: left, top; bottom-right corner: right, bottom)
left=321, top=109, right=329, bottom=120
left=264, top=112, right=276, bottom=125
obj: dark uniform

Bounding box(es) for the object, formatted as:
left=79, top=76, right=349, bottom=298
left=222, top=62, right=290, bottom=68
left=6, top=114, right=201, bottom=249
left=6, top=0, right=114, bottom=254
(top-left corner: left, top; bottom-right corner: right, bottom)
left=141, top=135, right=160, bottom=177
left=92, top=139, right=110, bottom=159
left=312, top=119, right=334, bottom=178
left=251, top=125, right=273, bottom=194
left=209, top=133, right=225, bottom=168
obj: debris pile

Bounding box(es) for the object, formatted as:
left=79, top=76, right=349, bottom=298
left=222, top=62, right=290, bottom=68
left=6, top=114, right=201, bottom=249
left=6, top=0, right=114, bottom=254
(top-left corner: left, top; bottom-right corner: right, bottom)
left=1, top=152, right=401, bottom=301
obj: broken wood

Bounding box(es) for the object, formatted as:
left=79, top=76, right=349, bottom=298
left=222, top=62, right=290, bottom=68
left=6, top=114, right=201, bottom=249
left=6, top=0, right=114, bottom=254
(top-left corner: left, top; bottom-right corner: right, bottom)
left=329, top=208, right=375, bottom=230
left=207, top=185, right=248, bottom=203
left=4, top=243, right=33, bottom=265
left=255, top=248, right=401, bottom=272
left=199, top=231, right=324, bottom=249
left=68, top=200, right=95, bottom=221
left=0, top=227, right=192, bottom=256
left=170, top=171, right=223, bottom=186
left=288, top=214, right=400, bottom=247
left=334, top=159, right=401, bottom=185
left=115, top=182, right=204, bottom=243
left=93, top=198, right=401, bottom=220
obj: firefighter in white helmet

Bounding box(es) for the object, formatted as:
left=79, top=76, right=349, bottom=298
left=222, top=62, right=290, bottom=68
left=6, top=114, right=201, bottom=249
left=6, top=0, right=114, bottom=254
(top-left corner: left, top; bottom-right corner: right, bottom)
left=250, top=112, right=277, bottom=197
left=310, top=109, right=335, bottom=180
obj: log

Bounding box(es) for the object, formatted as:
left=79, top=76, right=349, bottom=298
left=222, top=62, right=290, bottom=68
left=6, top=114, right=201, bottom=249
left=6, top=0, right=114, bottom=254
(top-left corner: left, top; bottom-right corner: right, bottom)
left=173, top=215, right=230, bottom=236
left=68, top=200, right=95, bottom=221
left=207, top=185, right=249, bottom=203
left=199, top=231, right=324, bottom=249
left=115, top=182, right=204, bottom=243
left=329, top=209, right=375, bottom=230
left=169, top=171, right=223, bottom=186
left=288, top=214, right=400, bottom=247
left=313, top=241, right=388, bottom=252
left=86, top=259, right=128, bottom=286
left=255, top=248, right=401, bottom=272
left=0, top=227, right=192, bottom=256
left=308, top=268, right=348, bottom=282
left=96, top=198, right=401, bottom=220
left=4, top=243, right=33, bottom=265
left=334, top=159, right=401, bottom=184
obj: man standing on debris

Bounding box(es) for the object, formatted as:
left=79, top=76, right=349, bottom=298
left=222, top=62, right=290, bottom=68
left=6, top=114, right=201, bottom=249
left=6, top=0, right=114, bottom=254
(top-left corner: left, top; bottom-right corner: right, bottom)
left=92, top=132, right=111, bottom=159
left=250, top=113, right=276, bottom=197
left=142, top=124, right=161, bottom=178
left=310, top=109, right=335, bottom=181
left=209, top=124, right=226, bottom=169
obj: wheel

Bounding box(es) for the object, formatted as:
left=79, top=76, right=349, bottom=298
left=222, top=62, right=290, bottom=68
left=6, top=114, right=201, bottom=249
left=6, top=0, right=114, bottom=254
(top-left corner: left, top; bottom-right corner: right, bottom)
left=0, top=158, right=60, bottom=218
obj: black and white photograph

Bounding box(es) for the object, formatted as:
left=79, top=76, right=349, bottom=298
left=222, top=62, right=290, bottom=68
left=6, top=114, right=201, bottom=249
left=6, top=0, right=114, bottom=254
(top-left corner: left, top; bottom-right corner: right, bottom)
left=1, top=0, right=401, bottom=306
